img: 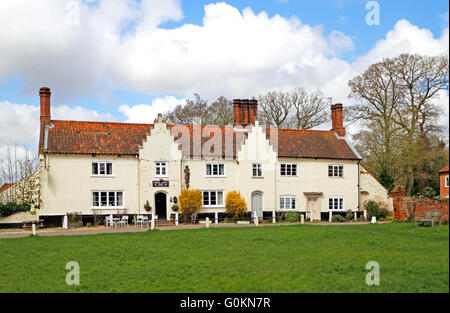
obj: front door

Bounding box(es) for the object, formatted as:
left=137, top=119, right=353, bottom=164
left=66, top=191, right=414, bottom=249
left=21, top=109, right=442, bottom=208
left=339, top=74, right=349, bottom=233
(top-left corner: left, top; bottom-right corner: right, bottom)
left=251, top=193, right=263, bottom=218
left=155, top=192, right=167, bottom=220
left=307, top=197, right=321, bottom=221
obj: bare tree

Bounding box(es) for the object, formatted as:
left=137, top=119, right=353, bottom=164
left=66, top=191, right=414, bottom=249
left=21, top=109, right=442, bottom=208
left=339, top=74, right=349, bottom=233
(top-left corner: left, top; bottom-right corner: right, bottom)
left=258, top=90, right=292, bottom=128
left=289, top=88, right=329, bottom=129
left=164, top=94, right=209, bottom=125
left=348, top=53, right=449, bottom=195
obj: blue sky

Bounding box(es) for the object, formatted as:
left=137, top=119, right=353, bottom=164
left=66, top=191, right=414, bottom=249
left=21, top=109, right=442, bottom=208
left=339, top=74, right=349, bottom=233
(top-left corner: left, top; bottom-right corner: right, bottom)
left=0, top=0, right=448, bottom=152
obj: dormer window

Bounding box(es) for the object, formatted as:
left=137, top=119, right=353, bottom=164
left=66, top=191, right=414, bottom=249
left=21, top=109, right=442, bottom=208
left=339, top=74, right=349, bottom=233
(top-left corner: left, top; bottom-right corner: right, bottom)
left=92, top=162, right=113, bottom=176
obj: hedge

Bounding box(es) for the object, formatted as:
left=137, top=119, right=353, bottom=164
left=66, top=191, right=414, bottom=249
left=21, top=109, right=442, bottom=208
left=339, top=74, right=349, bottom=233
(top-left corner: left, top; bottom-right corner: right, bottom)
left=0, top=203, right=31, bottom=218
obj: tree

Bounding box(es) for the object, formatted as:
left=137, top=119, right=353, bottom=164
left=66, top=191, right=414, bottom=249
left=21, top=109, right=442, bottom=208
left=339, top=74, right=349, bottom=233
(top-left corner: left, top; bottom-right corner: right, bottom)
left=225, top=191, right=247, bottom=218
left=349, top=53, right=449, bottom=195
left=178, top=189, right=202, bottom=219
left=258, top=87, right=329, bottom=129
left=164, top=95, right=233, bottom=126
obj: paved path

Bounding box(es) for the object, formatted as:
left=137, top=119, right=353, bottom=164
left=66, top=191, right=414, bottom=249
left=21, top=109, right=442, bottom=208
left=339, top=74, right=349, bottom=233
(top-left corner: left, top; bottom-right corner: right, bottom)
left=0, top=221, right=391, bottom=239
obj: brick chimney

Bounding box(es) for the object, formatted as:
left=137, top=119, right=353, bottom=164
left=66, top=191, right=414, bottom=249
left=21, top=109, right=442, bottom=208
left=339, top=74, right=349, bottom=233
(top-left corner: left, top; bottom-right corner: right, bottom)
left=40, top=87, right=51, bottom=126
left=249, top=98, right=258, bottom=124
left=331, top=103, right=345, bottom=137
left=39, top=87, right=51, bottom=154
left=233, top=98, right=258, bottom=126
left=233, top=99, right=241, bottom=125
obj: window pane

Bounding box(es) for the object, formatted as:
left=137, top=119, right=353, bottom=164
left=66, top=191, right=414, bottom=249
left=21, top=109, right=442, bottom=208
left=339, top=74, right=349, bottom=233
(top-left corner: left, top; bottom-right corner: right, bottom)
left=328, top=166, right=333, bottom=177
left=92, top=163, right=98, bottom=175
left=291, top=198, right=296, bottom=209
left=280, top=197, right=284, bottom=209
left=93, top=192, right=99, bottom=206
left=292, top=165, right=297, bottom=176
left=281, top=164, right=286, bottom=176
left=203, top=192, right=209, bottom=205
left=339, top=198, right=343, bottom=210
left=219, top=164, right=224, bottom=175
left=101, top=192, right=107, bottom=206
left=99, top=163, right=106, bottom=175
left=206, top=164, right=211, bottom=176
left=338, top=166, right=343, bottom=177
left=156, top=166, right=160, bottom=175
left=117, top=192, right=123, bottom=207
left=329, top=198, right=333, bottom=210
left=217, top=192, right=223, bottom=205
left=213, top=164, right=218, bottom=175
left=109, top=192, right=116, bottom=207
left=210, top=192, right=217, bottom=205
left=161, top=164, right=166, bottom=175
left=106, top=163, right=112, bottom=175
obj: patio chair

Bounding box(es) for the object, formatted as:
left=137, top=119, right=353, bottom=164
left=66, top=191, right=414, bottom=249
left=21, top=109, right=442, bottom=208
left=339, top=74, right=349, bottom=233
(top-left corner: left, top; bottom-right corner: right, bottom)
left=141, top=215, right=149, bottom=227
left=118, top=215, right=129, bottom=228
left=105, top=215, right=116, bottom=228
left=134, top=215, right=144, bottom=227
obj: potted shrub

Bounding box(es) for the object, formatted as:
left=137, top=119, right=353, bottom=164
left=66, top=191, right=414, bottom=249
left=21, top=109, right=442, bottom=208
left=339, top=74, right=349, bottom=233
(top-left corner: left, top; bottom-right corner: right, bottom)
left=171, top=204, right=179, bottom=212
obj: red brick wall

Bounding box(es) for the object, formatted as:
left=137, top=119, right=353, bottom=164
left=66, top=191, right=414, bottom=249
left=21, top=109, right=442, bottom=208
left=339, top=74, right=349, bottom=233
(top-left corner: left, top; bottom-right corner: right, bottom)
left=390, top=188, right=449, bottom=222
left=440, top=173, right=449, bottom=199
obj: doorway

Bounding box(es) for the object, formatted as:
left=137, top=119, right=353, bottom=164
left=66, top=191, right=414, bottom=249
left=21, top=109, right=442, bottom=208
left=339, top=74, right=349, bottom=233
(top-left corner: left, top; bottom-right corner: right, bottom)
left=251, top=192, right=263, bottom=218
left=307, top=197, right=321, bottom=221
left=155, top=192, right=167, bottom=220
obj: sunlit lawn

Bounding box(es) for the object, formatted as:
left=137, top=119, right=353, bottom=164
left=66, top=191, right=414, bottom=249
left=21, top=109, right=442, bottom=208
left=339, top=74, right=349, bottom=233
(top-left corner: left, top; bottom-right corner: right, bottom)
left=0, top=222, right=448, bottom=292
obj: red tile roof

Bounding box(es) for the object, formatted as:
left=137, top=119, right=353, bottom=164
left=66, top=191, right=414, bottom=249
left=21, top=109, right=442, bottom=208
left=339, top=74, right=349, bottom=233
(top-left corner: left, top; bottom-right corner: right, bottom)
left=43, top=120, right=360, bottom=160
left=439, top=165, right=449, bottom=173
left=0, top=183, right=14, bottom=193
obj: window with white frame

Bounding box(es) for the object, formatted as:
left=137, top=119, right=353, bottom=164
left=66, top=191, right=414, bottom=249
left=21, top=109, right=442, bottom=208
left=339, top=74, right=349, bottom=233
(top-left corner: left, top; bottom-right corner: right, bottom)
left=446, top=175, right=449, bottom=188
left=280, top=163, right=297, bottom=176
left=92, top=191, right=124, bottom=208
left=92, top=162, right=113, bottom=176
left=328, top=165, right=343, bottom=177
left=328, top=197, right=344, bottom=210
left=280, top=196, right=297, bottom=210
left=202, top=190, right=224, bottom=207
left=252, top=163, right=262, bottom=177
left=155, top=162, right=167, bottom=177
left=206, top=163, right=225, bottom=177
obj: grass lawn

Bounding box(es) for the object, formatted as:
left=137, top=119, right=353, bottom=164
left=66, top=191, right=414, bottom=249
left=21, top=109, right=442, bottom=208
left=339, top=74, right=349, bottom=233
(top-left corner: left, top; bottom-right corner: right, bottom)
left=0, top=222, right=448, bottom=293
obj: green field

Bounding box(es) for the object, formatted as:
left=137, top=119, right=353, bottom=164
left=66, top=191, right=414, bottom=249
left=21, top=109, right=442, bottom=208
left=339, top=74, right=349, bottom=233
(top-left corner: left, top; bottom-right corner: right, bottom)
left=0, top=223, right=448, bottom=293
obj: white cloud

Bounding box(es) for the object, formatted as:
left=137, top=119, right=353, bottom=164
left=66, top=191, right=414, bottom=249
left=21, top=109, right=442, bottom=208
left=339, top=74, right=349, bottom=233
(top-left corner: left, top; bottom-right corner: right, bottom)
left=0, top=101, right=39, bottom=146
left=0, top=1, right=448, bottom=146
left=0, top=100, right=116, bottom=150
left=119, top=96, right=185, bottom=123
left=52, top=105, right=116, bottom=122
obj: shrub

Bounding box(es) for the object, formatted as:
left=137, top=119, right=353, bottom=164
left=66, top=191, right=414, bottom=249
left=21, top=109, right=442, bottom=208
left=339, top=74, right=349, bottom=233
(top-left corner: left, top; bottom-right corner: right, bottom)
left=379, top=207, right=391, bottom=218
left=285, top=212, right=300, bottom=223
left=179, top=189, right=202, bottom=219
left=345, top=210, right=353, bottom=220
left=422, top=187, right=436, bottom=199
left=332, top=214, right=346, bottom=222
left=225, top=191, right=248, bottom=218
left=365, top=200, right=380, bottom=219
left=0, top=202, right=30, bottom=218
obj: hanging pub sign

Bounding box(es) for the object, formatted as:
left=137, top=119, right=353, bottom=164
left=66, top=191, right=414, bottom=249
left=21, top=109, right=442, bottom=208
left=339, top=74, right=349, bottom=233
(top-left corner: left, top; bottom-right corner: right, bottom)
left=153, top=180, right=169, bottom=187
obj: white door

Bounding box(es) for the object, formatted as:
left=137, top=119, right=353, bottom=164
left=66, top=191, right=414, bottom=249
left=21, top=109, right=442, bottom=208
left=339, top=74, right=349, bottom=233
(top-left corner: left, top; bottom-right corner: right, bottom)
left=307, top=197, right=321, bottom=221
left=251, top=193, right=263, bottom=218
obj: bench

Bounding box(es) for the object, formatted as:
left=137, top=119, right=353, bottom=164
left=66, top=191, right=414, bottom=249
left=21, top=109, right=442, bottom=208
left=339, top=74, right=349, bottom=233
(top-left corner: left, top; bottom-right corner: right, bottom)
left=415, top=210, right=442, bottom=227
left=22, top=220, right=45, bottom=229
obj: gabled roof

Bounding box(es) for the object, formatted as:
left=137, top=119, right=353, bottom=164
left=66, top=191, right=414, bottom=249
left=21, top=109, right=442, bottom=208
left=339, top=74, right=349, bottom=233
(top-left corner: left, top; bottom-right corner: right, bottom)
left=439, top=165, right=449, bottom=173
left=0, top=183, right=14, bottom=193
left=43, top=120, right=360, bottom=160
